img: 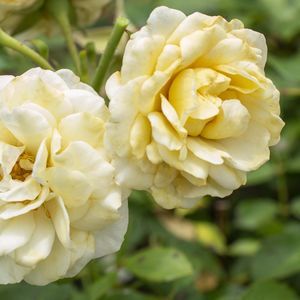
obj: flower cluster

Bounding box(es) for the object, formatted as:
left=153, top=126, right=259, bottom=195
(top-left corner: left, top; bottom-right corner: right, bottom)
left=106, top=6, right=284, bottom=209
left=0, top=5, right=284, bottom=285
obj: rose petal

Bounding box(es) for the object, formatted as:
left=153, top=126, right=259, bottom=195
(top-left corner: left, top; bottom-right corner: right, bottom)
left=0, top=106, right=52, bottom=154
left=14, top=209, right=55, bottom=267
left=201, top=99, right=250, bottom=139
left=59, top=112, right=105, bottom=148
left=0, top=212, right=35, bottom=255
left=149, top=112, right=183, bottom=151
left=0, top=187, right=48, bottom=219
left=0, top=177, right=41, bottom=202
left=24, top=239, right=71, bottom=286
left=45, top=167, right=93, bottom=208
left=46, top=196, right=70, bottom=248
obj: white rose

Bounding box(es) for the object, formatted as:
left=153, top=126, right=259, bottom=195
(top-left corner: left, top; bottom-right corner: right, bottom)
left=106, top=6, right=284, bottom=209
left=0, top=68, right=129, bottom=285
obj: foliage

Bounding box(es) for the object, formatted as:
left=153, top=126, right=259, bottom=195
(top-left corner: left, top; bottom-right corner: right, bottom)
left=0, top=0, right=300, bottom=299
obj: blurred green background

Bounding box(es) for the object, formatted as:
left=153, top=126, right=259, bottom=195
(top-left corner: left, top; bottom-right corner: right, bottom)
left=0, top=0, right=300, bottom=299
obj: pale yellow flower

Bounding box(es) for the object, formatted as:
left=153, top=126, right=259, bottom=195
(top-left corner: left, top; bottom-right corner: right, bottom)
left=0, top=0, right=38, bottom=32
left=0, top=0, right=111, bottom=34
left=71, top=0, right=111, bottom=26
left=106, top=6, right=284, bottom=209
left=0, top=68, right=128, bottom=285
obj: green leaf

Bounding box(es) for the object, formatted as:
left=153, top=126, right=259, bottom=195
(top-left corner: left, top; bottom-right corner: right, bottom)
left=242, top=281, right=298, bottom=300
left=211, top=284, right=245, bottom=300
left=251, top=232, right=300, bottom=280
left=0, top=283, right=73, bottom=300
left=104, top=290, right=159, bottom=300
left=123, top=247, right=193, bottom=282
left=259, top=0, right=300, bottom=40
left=291, top=197, right=300, bottom=218
left=235, top=198, right=278, bottom=230
left=228, top=239, right=260, bottom=256
left=87, top=272, right=117, bottom=300
left=195, top=222, right=226, bottom=254
left=269, top=54, right=300, bottom=86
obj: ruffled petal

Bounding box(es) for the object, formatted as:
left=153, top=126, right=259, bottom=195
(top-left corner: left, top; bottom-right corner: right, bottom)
left=46, top=196, right=71, bottom=248
left=0, top=213, right=35, bottom=255
left=24, top=239, right=71, bottom=286
left=0, top=106, right=52, bottom=154
left=14, top=209, right=55, bottom=267
left=45, top=167, right=93, bottom=208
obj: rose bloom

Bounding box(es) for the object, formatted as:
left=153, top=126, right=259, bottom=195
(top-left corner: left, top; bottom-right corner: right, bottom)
left=71, top=0, right=111, bottom=26
left=106, top=6, right=284, bottom=209
left=0, top=68, right=128, bottom=285
left=0, top=0, right=110, bottom=34
left=0, top=0, right=37, bottom=32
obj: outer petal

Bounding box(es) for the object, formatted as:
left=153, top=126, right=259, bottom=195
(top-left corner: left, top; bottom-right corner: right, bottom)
left=24, top=239, right=71, bottom=286
left=14, top=209, right=55, bottom=267
left=220, top=122, right=271, bottom=171
left=0, top=75, right=13, bottom=90
left=94, top=200, right=128, bottom=257
left=112, top=158, right=154, bottom=190
left=0, top=213, right=35, bottom=255
left=0, top=256, right=30, bottom=284
left=65, top=229, right=95, bottom=277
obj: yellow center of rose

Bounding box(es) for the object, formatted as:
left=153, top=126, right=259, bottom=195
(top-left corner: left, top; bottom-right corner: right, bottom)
left=129, top=67, right=253, bottom=161
left=11, top=152, right=34, bottom=181
left=167, top=67, right=250, bottom=139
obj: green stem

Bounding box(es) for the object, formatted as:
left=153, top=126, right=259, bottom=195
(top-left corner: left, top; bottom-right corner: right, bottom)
left=276, top=154, right=289, bottom=217
left=79, top=50, right=89, bottom=83
left=92, top=17, right=129, bottom=92
left=59, top=16, right=81, bottom=75
left=46, top=0, right=81, bottom=75
left=0, top=28, right=53, bottom=70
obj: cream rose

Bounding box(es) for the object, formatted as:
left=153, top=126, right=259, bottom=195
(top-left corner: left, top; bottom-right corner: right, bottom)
left=106, top=6, right=284, bottom=209
left=71, top=0, right=111, bottom=26
left=0, top=0, right=110, bottom=34
left=0, top=0, right=38, bottom=32
left=0, top=68, right=128, bottom=285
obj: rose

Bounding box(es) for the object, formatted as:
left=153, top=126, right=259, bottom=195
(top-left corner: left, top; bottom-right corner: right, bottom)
left=0, top=68, right=128, bottom=285
left=0, top=0, right=38, bottom=33
left=71, top=0, right=111, bottom=26
left=0, top=0, right=37, bottom=10
left=106, top=6, right=284, bottom=209
left=0, top=0, right=110, bottom=34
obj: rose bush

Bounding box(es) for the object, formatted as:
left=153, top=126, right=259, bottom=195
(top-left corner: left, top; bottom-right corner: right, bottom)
left=106, top=6, right=284, bottom=209
left=0, top=68, right=128, bottom=285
